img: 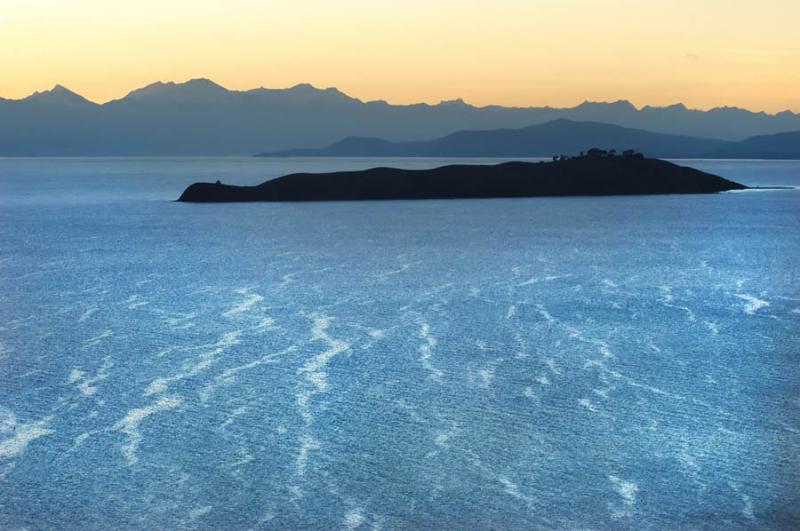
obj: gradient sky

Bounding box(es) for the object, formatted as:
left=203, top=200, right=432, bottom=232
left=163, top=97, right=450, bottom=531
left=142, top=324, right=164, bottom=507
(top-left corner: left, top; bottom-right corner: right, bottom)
left=1, top=0, right=798, bottom=111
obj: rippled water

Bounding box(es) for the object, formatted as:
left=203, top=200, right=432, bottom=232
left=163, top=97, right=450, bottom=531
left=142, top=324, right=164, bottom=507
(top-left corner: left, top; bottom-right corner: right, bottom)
left=1, top=158, right=799, bottom=529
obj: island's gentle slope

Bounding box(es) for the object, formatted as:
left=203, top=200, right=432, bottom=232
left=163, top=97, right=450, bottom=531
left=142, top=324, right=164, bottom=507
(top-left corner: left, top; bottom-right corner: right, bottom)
left=178, top=155, right=747, bottom=203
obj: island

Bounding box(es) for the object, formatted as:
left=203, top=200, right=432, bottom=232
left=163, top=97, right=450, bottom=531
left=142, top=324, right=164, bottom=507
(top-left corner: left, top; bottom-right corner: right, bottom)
left=178, top=151, right=747, bottom=203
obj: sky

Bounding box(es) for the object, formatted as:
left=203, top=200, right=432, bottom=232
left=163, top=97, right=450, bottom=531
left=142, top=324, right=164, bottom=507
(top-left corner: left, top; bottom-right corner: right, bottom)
left=1, top=0, right=798, bottom=112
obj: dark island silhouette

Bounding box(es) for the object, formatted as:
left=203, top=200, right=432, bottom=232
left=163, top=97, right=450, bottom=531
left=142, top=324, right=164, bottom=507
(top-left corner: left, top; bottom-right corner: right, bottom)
left=178, top=151, right=747, bottom=203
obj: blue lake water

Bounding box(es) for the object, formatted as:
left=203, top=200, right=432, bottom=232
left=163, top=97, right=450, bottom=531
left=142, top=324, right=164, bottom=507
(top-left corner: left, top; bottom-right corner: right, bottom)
left=1, top=158, right=799, bottom=529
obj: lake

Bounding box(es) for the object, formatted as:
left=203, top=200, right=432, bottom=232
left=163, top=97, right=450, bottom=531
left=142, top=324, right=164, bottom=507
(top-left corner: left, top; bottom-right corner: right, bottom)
left=1, top=158, right=799, bottom=529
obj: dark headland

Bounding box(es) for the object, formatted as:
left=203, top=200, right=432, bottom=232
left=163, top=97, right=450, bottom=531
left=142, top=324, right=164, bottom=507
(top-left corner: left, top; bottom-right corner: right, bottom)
left=178, top=152, right=747, bottom=203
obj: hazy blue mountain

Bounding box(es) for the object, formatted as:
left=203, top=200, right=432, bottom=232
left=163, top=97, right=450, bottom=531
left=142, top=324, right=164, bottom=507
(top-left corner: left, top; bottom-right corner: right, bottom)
left=260, top=119, right=734, bottom=158
left=1, top=79, right=799, bottom=155
left=261, top=120, right=800, bottom=159
left=734, top=131, right=800, bottom=159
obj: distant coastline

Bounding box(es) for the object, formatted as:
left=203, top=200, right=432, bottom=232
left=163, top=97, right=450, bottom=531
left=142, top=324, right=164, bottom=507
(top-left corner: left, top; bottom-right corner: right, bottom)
left=257, top=119, right=800, bottom=160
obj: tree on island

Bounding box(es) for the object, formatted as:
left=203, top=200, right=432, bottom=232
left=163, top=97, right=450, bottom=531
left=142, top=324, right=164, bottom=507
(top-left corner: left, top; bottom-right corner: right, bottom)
left=586, top=148, right=608, bottom=157
left=555, top=149, right=644, bottom=160
left=583, top=148, right=644, bottom=158
left=622, top=149, right=644, bottom=158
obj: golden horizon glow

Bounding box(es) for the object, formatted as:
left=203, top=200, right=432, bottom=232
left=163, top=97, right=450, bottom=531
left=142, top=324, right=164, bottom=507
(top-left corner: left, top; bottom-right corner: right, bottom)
left=1, top=0, right=799, bottom=112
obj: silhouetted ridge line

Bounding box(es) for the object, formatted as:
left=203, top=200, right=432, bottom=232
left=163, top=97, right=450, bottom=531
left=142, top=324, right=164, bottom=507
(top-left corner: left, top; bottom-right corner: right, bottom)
left=258, top=119, right=732, bottom=158
left=178, top=153, right=746, bottom=203
left=3, top=78, right=800, bottom=155
left=257, top=119, right=800, bottom=159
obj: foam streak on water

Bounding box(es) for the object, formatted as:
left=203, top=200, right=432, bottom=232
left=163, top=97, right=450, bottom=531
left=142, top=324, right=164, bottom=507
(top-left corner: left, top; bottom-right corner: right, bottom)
left=0, top=158, right=799, bottom=529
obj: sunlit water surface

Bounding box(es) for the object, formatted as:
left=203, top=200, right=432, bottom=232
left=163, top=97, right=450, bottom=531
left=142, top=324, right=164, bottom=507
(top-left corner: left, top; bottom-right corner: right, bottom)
left=1, top=158, right=798, bottom=529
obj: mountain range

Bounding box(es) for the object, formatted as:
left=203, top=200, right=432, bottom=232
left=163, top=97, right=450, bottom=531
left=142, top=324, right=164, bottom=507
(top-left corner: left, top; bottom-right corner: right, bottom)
left=1, top=78, right=799, bottom=156
left=260, top=119, right=800, bottom=159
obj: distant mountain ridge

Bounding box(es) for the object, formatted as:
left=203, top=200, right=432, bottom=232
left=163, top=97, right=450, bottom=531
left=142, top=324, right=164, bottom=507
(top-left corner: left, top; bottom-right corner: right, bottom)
left=2, top=78, right=800, bottom=156
left=259, top=120, right=800, bottom=159
left=734, top=131, right=800, bottom=159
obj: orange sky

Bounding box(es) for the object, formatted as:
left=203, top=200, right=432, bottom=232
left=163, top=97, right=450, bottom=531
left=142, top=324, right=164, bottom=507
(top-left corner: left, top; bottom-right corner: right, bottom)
left=1, top=0, right=798, bottom=112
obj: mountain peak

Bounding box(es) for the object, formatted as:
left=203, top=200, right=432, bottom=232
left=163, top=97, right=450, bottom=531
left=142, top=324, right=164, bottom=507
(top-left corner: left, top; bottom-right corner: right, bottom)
left=290, top=82, right=318, bottom=91
left=611, top=99, right=637, bottom=109
left=259, top=83, right=357, bottom=104
left=642, top=103, right=690, bottom=112
left=288, top=83, right=349, bottom=96
left=185, top=77, right=224, bottom=88
left=24, top=84, right=94, bottom=106
left=438, top=98, right=469, bottom=107
left=707, top=105, right=750, bottom=113
left=118, top=78, right=230, bottom=103
left=575, top=99, right=638, bottom=112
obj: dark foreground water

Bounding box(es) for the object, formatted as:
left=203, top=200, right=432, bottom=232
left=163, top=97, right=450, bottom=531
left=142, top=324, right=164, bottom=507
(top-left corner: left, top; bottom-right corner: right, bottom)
left=1, top=158, right=799, bottom=529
